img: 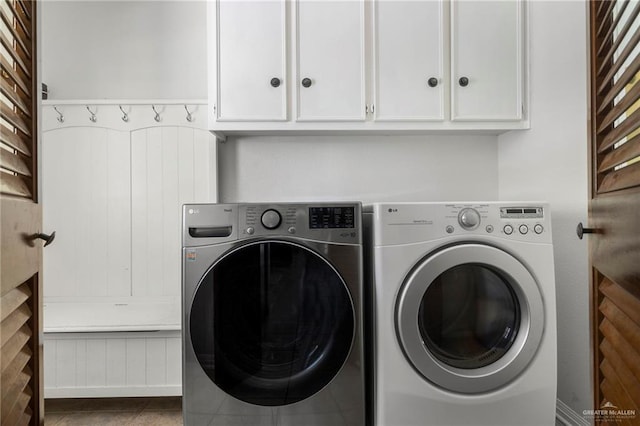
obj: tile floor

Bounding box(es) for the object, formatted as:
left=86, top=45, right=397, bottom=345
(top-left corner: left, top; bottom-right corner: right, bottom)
left=44, top=397, right=183, bottom=425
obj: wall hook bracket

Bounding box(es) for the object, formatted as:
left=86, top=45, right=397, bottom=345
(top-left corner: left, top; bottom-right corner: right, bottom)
left=152, top=105, right=161, bottom=122
left=86, top=105, right=97, bottom=123
left=53, top=106, right=64, bottom=123
left=119, top=105, right=129, bottom=122
left=184, top=105, right=194, bottom=122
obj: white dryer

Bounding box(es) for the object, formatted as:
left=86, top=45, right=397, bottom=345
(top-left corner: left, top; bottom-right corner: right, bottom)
left=365, top=202, right=557, bottom=426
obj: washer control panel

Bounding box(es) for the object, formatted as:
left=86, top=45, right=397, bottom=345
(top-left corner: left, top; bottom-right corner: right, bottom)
left=239, top=203, right=360, bottom=243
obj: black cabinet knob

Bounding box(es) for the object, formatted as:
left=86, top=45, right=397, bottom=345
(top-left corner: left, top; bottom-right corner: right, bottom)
left=301, top=78, right=312, bottom=88
left=270, top=78, right=281, bottom=88
left=428, top=77, right=438, bottom=87
left=459, top=77, right=469, bottom=87
left=576, top=222, right=597, bottom=240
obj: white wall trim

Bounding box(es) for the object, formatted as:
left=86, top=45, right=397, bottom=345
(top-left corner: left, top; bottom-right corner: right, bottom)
left=557, top=399, right=591, bottom=426
left=45, top=386, right=181, bottom=399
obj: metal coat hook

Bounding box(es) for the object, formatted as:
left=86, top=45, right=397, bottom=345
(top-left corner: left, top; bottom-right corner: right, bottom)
left=119, top=105, right=129, bottom=122
left=86, top=105, right=97, bottom=123
left=53, top=106, right=64, bottom=123
left=184, top=105, right=194, bottom=122
left=152, top=105, right=161, bottom=122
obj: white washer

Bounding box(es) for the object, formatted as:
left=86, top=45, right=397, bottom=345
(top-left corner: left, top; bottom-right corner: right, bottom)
left=365, top=202, right=557, bottom=426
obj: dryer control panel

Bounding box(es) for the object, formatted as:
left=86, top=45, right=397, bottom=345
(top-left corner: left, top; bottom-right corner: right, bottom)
left=369, top=202, right=552, bottom=246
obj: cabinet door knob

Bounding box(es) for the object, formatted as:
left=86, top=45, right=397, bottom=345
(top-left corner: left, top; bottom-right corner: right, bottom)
left=301, top=78, right=312, bottom=88
left=576, top=222, right=597, bottom=240
left=270, top=78, right=281, bottom=88
left=427, top=77, right=438, bottom=87
left=459, top=77, right=469, bottom=87
left=32, top=231, right=56, bottom=247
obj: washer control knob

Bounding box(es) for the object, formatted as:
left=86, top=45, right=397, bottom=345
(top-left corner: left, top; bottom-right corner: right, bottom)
left=534, top=224, right=544, bottom=234
left=504, top=225, right=514, bottom=235
left=288, top=226, right=296, bottom=234
left=246, top=227, right=255, bottom=235
left=486, top=225, right=494, bottom=233
left=519, top=224, right=529, bottom=235
left=445, top=225, right=455, bottom=234
left=458, top=208, right=481, bottom=230
left=261, top=209, right=282, bottom=229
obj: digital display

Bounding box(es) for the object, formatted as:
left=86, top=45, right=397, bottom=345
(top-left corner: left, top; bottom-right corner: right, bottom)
left=309, top=207, right=355, bottom=229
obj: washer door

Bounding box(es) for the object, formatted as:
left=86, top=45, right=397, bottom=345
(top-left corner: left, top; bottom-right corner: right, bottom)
left=396, top=243, right=544, bottom=394
left=190, top=240, right=355, bottom=406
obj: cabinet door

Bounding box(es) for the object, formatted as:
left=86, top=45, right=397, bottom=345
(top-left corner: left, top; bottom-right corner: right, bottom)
left=374, top=0, right=444, bottom=121
left=215, top=0, right=286, bottom=121
left=451, top=0, right=523, bottom=121
left=296, top=0, right=365, bottom=121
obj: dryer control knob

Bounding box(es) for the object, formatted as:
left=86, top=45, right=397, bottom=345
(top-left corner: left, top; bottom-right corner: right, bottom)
left=458, top=208, right=481, bottom=230
left=261, top=209, right=282, bottom=229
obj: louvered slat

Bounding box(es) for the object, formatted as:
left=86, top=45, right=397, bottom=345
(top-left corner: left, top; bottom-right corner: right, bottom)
left=0, top=324, right=31, bottom=374
left=0, top=173, right=32, bottom=198
left=597, top=105, right=640, bottom=153
left=0, top=304, right=31, bottom=348
left=0, top=150, right=31, bottom=178
left=601, top=359, right=640, bottom=413
left=598, top=136, right=640, bottom=173
left=0, top=128, right=31, bottom=157
left=0, top=350, right=31, bottom=398
left=600, top=340, right=640, bottom=408
left=2, top=386, right=31, bottom=426
left=599, top=298, right=640, bottom=351
left=0, top=8, right=31, bottom=61
left=0, top=284, right=31, bottom=323
left=0, top=55, right=31, bottom=96
left=599, top=319, right=640, bottom=383
left=10, top=1, right=31, bottom=43
left=597, top=55, right=640, bottom=115
left=1, top=367, right=31, bottom=416
left=0, top=104, right=31, bottom=136
left=598, top=158, right=640, bottom=192
left=600, top=277, right=640, bottom=323
left=596, top=0, right=633, bottom=54
left=0, top=78, right=32, bottom=118
left=17, top=0, right=31, bottom=21
left=597, top=78, right=640, bottom=133
left=597, top=17, right=640, bottom=93
left=600, top=379, right=635, bottom=426
left=0, top=32, right=30, bottom=79
left=595, top=0, right=618, bottom=40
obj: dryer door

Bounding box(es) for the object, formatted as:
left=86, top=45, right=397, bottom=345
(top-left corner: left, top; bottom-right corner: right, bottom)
left=189, top=240, right=355, bottom=406
left=396, top=243, right=544, bottom=394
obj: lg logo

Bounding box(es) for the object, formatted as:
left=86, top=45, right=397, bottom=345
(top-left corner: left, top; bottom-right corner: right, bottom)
left=388, top=208, right=398, bottom=213
left=188, top=208, right=200, bottom=215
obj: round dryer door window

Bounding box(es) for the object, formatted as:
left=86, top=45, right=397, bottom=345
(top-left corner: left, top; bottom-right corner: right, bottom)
left=189, top=240, right=355, bottom=406
left=396, top=243, right=544, bottom=394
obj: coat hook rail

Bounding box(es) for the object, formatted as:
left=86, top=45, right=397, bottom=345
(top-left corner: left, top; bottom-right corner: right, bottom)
left=53, top=106, right=64, bottom=123
left=152, top=105, right=161, bottom=122
left=86, top=105, right=97, bottom=123
left=119, top=105, right=129, bottom=122
left=184, top=105, right=193, bottom=122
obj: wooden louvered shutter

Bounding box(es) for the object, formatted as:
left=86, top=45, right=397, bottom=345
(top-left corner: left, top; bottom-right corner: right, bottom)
left=589, top=0, right=640, bottom=418
left=1, top=0, right=43, bottom=425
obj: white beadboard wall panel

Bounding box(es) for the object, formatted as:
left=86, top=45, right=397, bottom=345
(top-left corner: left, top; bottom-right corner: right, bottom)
left=43, top=127, right=131, bottom=299
left=131, top=126, right=217, bottom=303
left=44, top=332, right=181, bottom=398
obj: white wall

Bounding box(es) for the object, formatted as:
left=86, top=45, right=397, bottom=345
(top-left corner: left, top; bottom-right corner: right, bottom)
left=218, top=135, right=499, bottom=203
left=41, top=0, right=207, bottom=100
left=498, top=0, right=590, bottom=416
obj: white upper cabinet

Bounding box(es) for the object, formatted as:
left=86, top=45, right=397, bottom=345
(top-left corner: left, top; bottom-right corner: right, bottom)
left=451, top=0, right=523, bottom=121
left=296, top=0, right=365, bottom=121
left=208, top=0, right=528, bottom=134
left=213, top=0, right=286, bottom=121
left=373, top=1, right=444, bottom=121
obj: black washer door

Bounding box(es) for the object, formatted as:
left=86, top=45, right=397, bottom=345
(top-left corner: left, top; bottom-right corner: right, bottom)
left=190, top=241, right=355, bottom=406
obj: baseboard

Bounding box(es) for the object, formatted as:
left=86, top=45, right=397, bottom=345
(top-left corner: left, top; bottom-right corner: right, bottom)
left=45, top=385, right=182, bottom=399
left=556, top=399, right=591, bottom=426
